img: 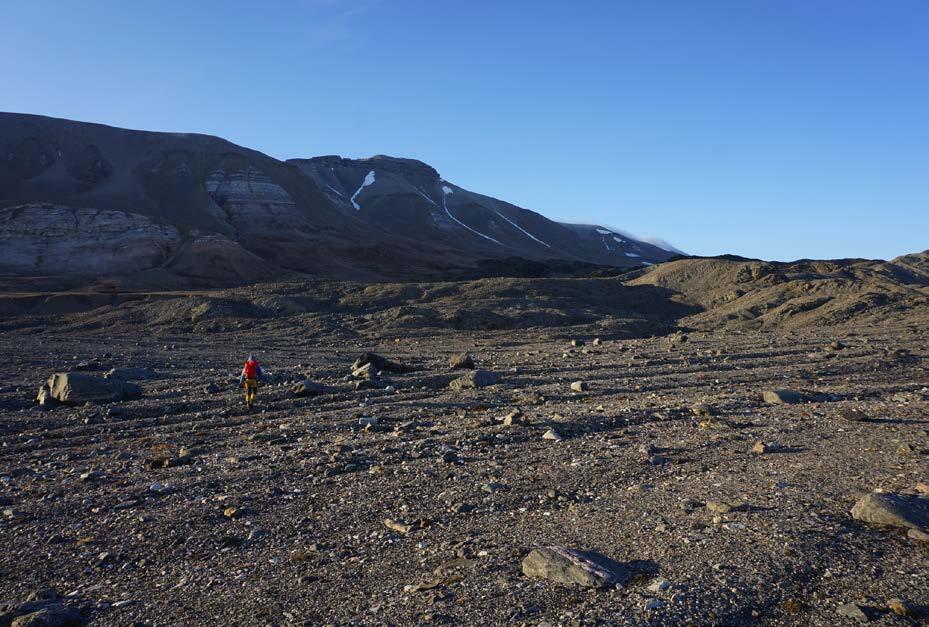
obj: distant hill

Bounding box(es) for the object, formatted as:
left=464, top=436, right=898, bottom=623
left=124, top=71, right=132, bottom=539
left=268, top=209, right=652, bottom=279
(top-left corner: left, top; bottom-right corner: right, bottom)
left=0, top=113, right=676, bottom=288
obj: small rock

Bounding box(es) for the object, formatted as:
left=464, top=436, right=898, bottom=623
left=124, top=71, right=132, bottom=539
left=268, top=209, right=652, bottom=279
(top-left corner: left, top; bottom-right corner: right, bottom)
left=839, top=408, right=869, bottom=422
left=836, top=602, right=870, bottom=622
left=358, top=416, right=378, bottom=428
left=384, top=518, right=413, bottom=534
left=502, top=409, right=526, bottom=426
left=104, top=367, right=154, bottom=381
left=706, top=501, right=733, bottom=514
left=690, top=404, right=715, bottom=418
left=148, top=482, right=173, bottom=494
left=542, top=429, right=563, bottom=441
left=571, top=340, right=585, bottom=347
left=449, top=352, right=475, bottom=369
left=570, top=381, right=588, bottom=392
left=887, top=598, right=915, bottom=617
left=224, top=507, right=242, bottom=519
left=751, top=441, right=771, bottom=454
left=647, top=578, right=671, bottom=593
left=79, top=470, right=104, bottom=482
left=449, top=370, right=499, bottom=391
left=644, top=599, right=665, bottom=611
left=521, top=546, right=629, bottom=588
left=292, top=380, right=328, bottom=397
left=592, top=337, right=601, bottom=346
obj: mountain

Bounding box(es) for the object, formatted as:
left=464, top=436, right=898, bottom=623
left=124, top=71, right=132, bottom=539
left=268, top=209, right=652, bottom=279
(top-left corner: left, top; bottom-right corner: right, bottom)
left=0, top=113, right=677, bottom=288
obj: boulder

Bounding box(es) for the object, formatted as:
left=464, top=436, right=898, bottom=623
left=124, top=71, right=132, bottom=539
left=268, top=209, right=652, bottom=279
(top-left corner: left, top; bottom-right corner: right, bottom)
left=11, top=605, right=82, bottom=627
left=850, top=492, right=929, bottom=530
left=449, top=352, right=475, bottom=369
left=352, top=363, right=376, bottom=379
left=292, top=380, right=328, bottom=397
left=521, top=546, right=629, bottom=588
left=449, top=370, right=499, bottom=391
left=40, top=373, right=141, bottom=405
left=763, top=389, right=803, bottom=404
left=352, top=352, right=414, bottom=374
left=104, top=367, right=154, bottom=380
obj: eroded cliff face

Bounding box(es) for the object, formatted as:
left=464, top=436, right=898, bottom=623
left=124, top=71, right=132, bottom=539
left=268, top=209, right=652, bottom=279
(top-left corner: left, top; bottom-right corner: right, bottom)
left=204, top=162, right=307, bottom=237
left=0, top=204, right=180, bottom=274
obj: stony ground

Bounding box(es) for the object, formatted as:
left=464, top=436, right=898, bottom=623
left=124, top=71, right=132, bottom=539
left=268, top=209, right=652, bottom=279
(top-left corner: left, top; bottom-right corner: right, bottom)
left=1, top=323, right=927, bottom=625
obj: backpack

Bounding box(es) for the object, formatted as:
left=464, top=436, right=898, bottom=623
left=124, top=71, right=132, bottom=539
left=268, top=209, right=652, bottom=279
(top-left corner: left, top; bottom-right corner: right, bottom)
left=243, top=360, right=259, bottom=379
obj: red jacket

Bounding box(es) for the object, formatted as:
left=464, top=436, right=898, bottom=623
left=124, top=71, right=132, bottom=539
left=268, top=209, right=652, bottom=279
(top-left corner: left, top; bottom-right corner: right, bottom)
left=241, top=360, right=263, bottom=381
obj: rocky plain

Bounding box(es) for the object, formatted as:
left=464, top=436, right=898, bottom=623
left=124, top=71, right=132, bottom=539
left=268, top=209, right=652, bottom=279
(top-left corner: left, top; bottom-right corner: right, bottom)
left=1, top=254, right=929, bottom=626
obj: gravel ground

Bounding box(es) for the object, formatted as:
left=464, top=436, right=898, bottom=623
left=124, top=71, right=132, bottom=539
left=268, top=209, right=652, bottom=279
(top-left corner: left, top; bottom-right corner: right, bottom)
left=1, top=324, right=927, bottom=625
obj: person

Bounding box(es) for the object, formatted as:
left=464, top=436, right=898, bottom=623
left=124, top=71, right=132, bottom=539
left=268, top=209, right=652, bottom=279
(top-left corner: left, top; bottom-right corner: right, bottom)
left=238, top=354, right=265, bottom=409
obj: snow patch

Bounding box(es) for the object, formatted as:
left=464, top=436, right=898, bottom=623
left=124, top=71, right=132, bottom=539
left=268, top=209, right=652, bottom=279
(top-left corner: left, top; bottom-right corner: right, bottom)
left=625, top=252, right=641, bottom=258
left=415, top=187, right=439, bottom=207
left=612, top=236, right=625, bottom=244
left=441, top=186, right=501, bottom=245
left=596, top=228, right=612, bottom=235
left=325, top=184, right=344, bottom=197
left=350, top=170, right=376, bottom=210
left=494, top=211, right=550, bottom=248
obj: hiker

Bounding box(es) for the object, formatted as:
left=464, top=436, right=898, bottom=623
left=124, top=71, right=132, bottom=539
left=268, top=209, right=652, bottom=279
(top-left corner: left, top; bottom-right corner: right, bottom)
left=238, top=354, right=265, bottom=409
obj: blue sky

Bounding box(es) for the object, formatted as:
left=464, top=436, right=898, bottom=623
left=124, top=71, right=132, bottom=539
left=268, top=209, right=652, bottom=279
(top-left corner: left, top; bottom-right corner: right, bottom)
left=2, top=0, right=927, bottom=260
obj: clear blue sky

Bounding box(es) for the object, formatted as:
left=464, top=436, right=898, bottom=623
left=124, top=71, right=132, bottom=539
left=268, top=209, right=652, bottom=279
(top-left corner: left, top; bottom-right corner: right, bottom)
left=3, top=0, right=927, bottom=260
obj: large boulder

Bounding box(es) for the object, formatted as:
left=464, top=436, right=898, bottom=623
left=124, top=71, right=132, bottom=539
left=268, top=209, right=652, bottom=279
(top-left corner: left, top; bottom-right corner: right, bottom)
left=40, top=373, right=142, bottom=405
left=850, top=493, right=929, bottom=530
left=352, top=352, right=415, bottom=374
left=521, top=546, right=629, bottom=588
left=449, top=370, right=499, bottom=391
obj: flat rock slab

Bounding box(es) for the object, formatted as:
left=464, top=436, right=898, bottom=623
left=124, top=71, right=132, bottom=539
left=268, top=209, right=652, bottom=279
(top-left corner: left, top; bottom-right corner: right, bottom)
left=42, top=372, right=142, bottom=405
left=851, top=493, right=929, bottom=530
left=521, top=546, right=629, bottom=588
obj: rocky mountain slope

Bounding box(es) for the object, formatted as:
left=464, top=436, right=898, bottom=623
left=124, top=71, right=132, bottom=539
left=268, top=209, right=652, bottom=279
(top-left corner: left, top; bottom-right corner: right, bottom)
left=0, top=113, right=676, bottom=288
left=625, top=252, right=929, bottom=330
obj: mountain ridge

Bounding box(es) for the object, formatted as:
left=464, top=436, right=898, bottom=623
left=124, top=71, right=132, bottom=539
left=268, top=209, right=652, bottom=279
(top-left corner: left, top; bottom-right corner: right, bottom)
left=0, top=112, right=676, bottom=288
